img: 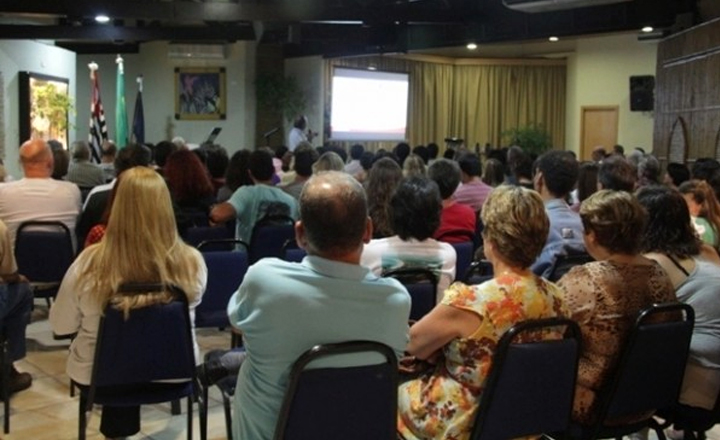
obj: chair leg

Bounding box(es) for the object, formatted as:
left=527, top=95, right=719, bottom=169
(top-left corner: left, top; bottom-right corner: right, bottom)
left=222, top=392, right=233, bottom=440
left=200, top=383, right=208, bottom=440
left=187, top=395, right=193, bottom=440
left=69, top=380, right=75, bottom=397
left=171, top=399, right=181, bottom=415
left=2, top=337, right=10, bottom=434
left=78, top=393, right=87, bottom=440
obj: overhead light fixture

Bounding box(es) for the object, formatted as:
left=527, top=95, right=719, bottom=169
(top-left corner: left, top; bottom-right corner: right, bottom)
left=641, top=26, right=654, bottom=33
left=95, top=15, right=111, bottom=24
left=467, top=43, right=477, bottom=50
left=549, top=36, right=559, bottom=42
left=368, top=66, right=377, bottom=71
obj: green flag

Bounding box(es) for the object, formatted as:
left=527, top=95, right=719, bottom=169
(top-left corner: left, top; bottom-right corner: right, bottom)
left=115, top=55, right=128, bottom=148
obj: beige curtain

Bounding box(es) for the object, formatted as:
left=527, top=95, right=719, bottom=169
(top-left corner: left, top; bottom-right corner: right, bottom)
left=325, top=55, right=566, bottom=153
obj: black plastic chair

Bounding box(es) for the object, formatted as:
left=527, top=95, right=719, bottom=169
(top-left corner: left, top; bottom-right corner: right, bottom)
left=282, top=239, right=306, bottom=263
left=77, top=283, right=203, bottom=440
left=384, top=268, right=438, bottom=321
left=451, top=241, right=474, bottom=282
left=0, top=330, right=10, bottom=434
left=470, top=318, right=581, bottom=439
left=184, top=225, right=234, bottom=249
left=436, top=228, right=478, bottom=248
left=463, top=260, right=494, bottom=285
left=195, top=240, right=249, bottom=329
left=248, top=214, right=296, bottom=264
left=547, top=251, right=594, bottom=282
left=562, top=302, right=695, bottom=440
left=274, top=341, right=398, bottom=440
left=14, top=221, right=75, bottom=302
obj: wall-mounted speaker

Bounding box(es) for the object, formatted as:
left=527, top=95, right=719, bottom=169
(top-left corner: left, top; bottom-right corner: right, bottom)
left=630, top=75, right=655, bottom=112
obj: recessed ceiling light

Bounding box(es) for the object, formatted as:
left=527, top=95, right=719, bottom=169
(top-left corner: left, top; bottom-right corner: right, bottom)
left=549, top=36, right=559, bottom=42
left=642, top=26, right=654, bottom=33
left=467, top=43, right=477, bottom=50
left=95, top=15, right=111, bottom=24
left=368, top=66, right=377, bottom=71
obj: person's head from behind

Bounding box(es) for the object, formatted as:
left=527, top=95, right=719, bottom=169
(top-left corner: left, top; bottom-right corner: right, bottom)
left=412, top=146, right=429, bottom=164
left=164, top=149, right=214, bottom=202
left=613, top=144, right=625, bottom=156
left=577, top=161, right=599, bottom=204
left=313, top=151, right=344, bottom=173
left=154, top=140, right=178, bottom=169
left=205, top=145, right=229, bottom=179
left=533, top=150, right=579, bottom=198
left=403, top=154, right=426, bottom=178
left=665, top=162, right=690, bottom=188
left=579, top=190, right=647, bottom=258
left=19, top=139, right=54, bottom=178
left=350, top=144, right=365, bottom=161
left=482, top=158, right=505, bottom=187
left=225, top=150, right=254, bottom=191
left=598, top=155, right=636, bottom=192
left=297, top=171, right=370, bottom=259
left=71, top=141, right=92, bottom=162
left=294, top=144, right=319, bottom=178
left=678, top=179, right=719, bottom=218
left=458, top=153, right=481, bottom=183
left=101, top=141, right=117, bottom=162
left=360, top=151, right=375, bottom=171
left=637, top=155, right=660, bottom=186
left=114, top=143, right=152, bottom=176
left=427, top=143, right=439, bottom=160
left=637, top=185, right=700, bottom=259
left=394, top=142, right=411, bottom=164
left=391, top=177, right=442, bottom=241
left=427, top=159, right=460, bottom=201
left=691, top=158, right=720, bottom=182
left=248, top=149, right=275, bottom=182
left=293, top=115, right=308, bottom=130
left=591, top=146, right=607, bottom=163
left=481, top=185, right=549, bottom=269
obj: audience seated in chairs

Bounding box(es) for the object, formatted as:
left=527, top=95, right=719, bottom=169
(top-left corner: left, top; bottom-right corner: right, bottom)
left=0, top=139, right=81, bottom=251
left=210, top=149, right=298, bottom=245
left=49, top=166, right=207, bottom=440
left=428, top=159, right=476, bottom=244
left=531, top=150, right=586, bottom=278
left=397, top=185, right=566, bottom=440
left=638, top=186, right=720, bottom=413
left=557, top=190, right=676, bottom=424
left=200, top=171, right=410, bottom=440
left=361, top=176, right=456, bottom=303
left=0, top=219, right=33, bottom=396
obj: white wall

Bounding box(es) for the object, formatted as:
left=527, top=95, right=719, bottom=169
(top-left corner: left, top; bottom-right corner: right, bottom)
left=284, top=56, right=324, bottom=143
left=76, top=41, right=257, bottom=156
left=565, top=33, right=658, bottom=155
left=0, top=41, right=77, bottom=179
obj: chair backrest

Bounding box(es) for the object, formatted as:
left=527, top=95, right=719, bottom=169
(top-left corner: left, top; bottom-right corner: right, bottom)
left=249, top=214, right=295, bottom=263
left=471, top=318, right=582, bottom=440
left=14, top=221, right=75, bottom=283
left=436, top=228, right=477, bottom=245
left=594, top=303, right=694, bottom=432
left=195, top=245, right=249, bottom=328
left=384, top=268, right=438, bottom=321
left=274, top=341, right=398, bottom=440
left=87, top=284, right=195, bottom=406
left=282, top=239, right=307, bottom=263
left=463, top=260, right=494, bottom=285
left=547, top=251, right=594, bottom=282
left=451, top=241, right=474, bottom=282
left=184, top=225, right=234, bottom=249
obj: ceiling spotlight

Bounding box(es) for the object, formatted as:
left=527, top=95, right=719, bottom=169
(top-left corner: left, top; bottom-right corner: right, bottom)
left=549, top=36, right=559, bottom=42
left=368, top=66, right=377, bottom=71
left=467, top=43, right=477, bottom=50
left=642, top=26, right=654, bottom=33
left=95, top=15, right=111, bottom=24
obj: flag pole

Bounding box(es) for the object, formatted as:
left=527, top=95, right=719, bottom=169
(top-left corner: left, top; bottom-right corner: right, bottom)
left=115, top=55, right=128, bottom=148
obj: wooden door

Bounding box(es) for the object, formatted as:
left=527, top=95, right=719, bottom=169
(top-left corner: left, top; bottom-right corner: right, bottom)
left=580, top=106, right=619, bottom=161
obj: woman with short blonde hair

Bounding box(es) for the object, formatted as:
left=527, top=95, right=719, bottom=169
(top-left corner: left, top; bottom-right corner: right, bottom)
left=398, top=185, right=566, bottom=440
left=50, top=166, right=207, bottom=439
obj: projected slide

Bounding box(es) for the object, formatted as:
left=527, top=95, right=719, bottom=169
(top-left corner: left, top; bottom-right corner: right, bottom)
left=331, top=68, right=409, bottom=141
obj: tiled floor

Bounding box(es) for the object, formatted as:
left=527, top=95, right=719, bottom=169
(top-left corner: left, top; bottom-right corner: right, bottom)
left=2, top=302, right=234, bottom=440
left=4, top=302, right=720, bottom=440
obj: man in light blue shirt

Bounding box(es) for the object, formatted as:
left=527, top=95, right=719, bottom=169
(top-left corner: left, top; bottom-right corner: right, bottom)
left=210, top=149, right=298, bottom=244
left=227, top=171, right=411, bottom=440
left=532, top=150, right=586, bottom=278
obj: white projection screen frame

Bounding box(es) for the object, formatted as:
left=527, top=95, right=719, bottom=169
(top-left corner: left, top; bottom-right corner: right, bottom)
left=330, top=67, right=410, bottom=142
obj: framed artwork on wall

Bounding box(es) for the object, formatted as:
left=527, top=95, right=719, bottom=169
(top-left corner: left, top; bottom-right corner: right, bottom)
left=175, top=67, right=226, bottom=120
left=18, top=72, right=71, bottom=147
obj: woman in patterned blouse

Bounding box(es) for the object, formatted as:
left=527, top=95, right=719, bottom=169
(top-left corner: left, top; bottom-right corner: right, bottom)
left=397, top=185, right=567, bottom=440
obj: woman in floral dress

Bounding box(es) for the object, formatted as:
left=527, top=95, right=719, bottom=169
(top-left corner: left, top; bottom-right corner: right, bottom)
left=398, top=185, right=567, bottom=440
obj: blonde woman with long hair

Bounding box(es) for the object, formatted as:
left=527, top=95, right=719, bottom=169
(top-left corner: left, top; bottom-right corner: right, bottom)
left=50, top=166, right=207, bottom=440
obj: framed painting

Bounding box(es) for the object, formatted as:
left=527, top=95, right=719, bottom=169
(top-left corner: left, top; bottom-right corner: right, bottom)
left=175, top=67, right=226, bottom=120
left=18, top=72, right=71, bottom=147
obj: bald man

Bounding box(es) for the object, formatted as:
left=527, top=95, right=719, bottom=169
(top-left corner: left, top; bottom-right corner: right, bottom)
left=0, top=139, right=81, bottom=249
left=223, top=171, right=410, bottom=440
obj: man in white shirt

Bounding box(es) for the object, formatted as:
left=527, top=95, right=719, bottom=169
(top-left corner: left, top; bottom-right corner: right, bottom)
left=0, top=139, right=81, bottom=250
left=287, top=115, right=316, bottom=152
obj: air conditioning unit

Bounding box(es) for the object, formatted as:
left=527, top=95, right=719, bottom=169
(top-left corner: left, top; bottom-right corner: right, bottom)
left=502, top=0, right=632, bottom=13
left=167, top=44, right=227, bottom=60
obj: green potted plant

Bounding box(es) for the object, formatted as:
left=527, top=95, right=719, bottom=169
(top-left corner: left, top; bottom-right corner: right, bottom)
left=502, top=124, right=553, bottom=156
left=255, top=74, right=307, bottom=123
